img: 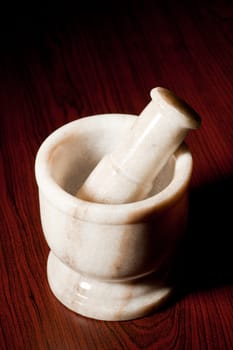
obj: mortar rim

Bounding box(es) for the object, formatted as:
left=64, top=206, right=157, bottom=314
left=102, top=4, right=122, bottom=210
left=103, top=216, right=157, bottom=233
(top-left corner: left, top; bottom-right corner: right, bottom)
left=35, top=114, right=193, bottom=224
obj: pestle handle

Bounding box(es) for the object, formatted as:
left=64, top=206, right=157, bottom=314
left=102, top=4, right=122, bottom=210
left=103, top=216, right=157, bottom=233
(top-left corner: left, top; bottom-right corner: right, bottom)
left=76, top=87, right=201, bottom=204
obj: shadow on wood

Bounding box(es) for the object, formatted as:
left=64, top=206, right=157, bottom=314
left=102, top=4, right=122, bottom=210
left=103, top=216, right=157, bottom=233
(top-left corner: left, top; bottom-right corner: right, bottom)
left=180, top=177, right=233, bottom=292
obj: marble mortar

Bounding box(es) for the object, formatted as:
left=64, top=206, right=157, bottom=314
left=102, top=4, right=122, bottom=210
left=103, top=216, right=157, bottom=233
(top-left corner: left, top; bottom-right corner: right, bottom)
left=35, top=114, right=193, bottom=321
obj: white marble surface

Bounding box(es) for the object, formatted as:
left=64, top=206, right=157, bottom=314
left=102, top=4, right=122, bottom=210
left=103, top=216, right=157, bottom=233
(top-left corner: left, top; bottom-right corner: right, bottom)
left=35, top=114, right=193, bottom=320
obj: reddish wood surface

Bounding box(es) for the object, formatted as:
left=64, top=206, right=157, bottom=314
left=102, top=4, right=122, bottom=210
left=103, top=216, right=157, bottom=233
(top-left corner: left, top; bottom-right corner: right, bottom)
left=1, top=1, right=233, bottom=349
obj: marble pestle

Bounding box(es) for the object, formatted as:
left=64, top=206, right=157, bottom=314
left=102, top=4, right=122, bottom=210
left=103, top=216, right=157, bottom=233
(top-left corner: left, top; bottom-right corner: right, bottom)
left=76, top=87, right=201, bottom=204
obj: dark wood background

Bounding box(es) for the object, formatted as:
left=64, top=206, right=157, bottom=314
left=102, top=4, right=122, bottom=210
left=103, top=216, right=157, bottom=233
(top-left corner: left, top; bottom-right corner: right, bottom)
left=1, top=1, right=232, bottom=349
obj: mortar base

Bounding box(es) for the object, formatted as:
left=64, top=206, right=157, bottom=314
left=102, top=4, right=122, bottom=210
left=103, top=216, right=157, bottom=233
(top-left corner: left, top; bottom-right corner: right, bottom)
left=47, top=251, right=173, bottom=321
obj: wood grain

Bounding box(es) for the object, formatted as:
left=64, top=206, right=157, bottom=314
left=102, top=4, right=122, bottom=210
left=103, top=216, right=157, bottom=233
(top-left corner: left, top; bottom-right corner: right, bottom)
left=1, top=1, right=233, bottom=349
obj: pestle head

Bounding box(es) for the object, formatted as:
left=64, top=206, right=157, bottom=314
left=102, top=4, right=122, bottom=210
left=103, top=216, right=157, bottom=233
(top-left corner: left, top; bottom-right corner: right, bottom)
left=150, top=87, right=201, bottom=130
left=76, top=87, right=201, bottom=204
